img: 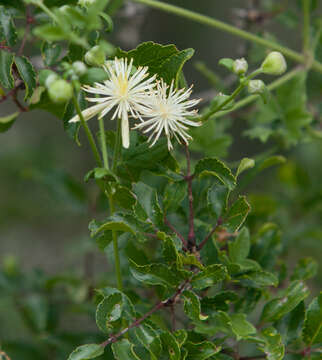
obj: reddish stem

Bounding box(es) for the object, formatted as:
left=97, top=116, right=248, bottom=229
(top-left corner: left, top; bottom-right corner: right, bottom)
left=164, top=216, right=188, bottom=250
left=197, top=217, right=222, bottom=251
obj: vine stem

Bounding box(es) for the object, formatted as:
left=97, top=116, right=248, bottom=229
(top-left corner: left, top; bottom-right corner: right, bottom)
left=100, top=279, right=189, bottom=348
left=98, top=118, right=109, bottom=170
left=72, top=94, right=102, bottom=167
left=210, top=67, right=304, bottom=120
left=302, top=0, right=311, bottom=54
left=131, top=0, right=322, bottom=74
left=184, top=144, right=195, bottom=248
left=201, top=68, right=262, bottom=122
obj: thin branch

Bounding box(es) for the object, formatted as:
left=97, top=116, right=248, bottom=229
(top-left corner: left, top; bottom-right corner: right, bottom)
left=164, top=216, right=188, bottom=250
left=100, top=279, right=189, bottom=348
left=184, top=144, right=195, bottom=248
left=197, top=218, right=223, bottom=251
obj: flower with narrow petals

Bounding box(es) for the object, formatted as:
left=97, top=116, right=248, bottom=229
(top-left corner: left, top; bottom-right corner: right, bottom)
left=69, top=57, right=156, bottom=148
left=133, top=80, right=202, bottom=150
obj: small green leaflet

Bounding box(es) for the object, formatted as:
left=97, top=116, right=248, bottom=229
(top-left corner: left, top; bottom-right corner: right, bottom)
left=111, top=339, right=140, bottom=360
left=15, top=56, right=36, bottom=100
left=67, top=344, right=104, bottom=360
left=135, top=323, right=162, bottom=360
left=191, top=264, right=227, bottom=290
left=0, top=6, right=17, bottom=47
left=182, top=290, right=208, bottom=322
left=302, top=292, right=322, bottom=346
left=96, top=293, right=123, bottom=333
left=0, top=49, right=14, bottom=88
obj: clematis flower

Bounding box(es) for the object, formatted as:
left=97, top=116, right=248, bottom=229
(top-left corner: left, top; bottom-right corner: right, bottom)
left=69, top=57, right=156, bottom=148
left=133, top=79, right=202, bottom=150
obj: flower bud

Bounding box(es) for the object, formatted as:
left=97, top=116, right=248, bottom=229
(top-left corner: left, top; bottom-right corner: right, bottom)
left=248, top=79, right=265, bottom=94
left=72, top=61, right=87, bottom=76
left=233, top=58, right=248, bottom=75
left=48, top=79, right=73, bottom=103
left=45, top=73, right=59, bottom=88
left=85, top=45, right=106, bottom=67
left=39, top=69, right=57, bottom=87
left=261, top=51, right=287, bottom=75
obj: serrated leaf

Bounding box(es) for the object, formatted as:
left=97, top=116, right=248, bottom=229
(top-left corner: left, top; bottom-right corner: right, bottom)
left=191, top=264, right=227, bottom=290
left=96, top=293, right=123, bottom=333
left=160, top=331, right=181, bottom=360
left=116, top=41, right=193, bottom=85
left=195, top=158, right=236, bottom=190
left=182, top=290, right=208, bottom=322
left=184, top=341, right=221, bottom=360
left=15, top=56, right=36, bottom=99
left=291, top=257, right=318, bottom=281
left=0, top=6, right=17, bottom=46
left=302, top=292, right=322, bottom=346
left=135, top=323, right=162, bottom=360
left=207, top=182, right=229, bottom=220
left=224, top=196, right=250, bottom=232
left=68, top=344, right=104, bottom=360
left=0, top=49, right=14, bottom=88
left=229, top=227, right=250, bottom=263
left=0, top=112, right=18, bottom=133
left=261, top=280, right=309, bottom=322
left=111, top=339, right=140, bottom=360
left=236, top=158, right=255, bottom=177
left=41, top=42, right=62, bottom=66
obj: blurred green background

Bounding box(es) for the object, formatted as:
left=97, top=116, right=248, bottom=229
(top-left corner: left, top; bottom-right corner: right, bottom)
left=0, top=0, right=321, bottom=356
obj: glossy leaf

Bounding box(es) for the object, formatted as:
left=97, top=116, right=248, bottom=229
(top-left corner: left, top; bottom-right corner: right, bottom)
left=160, top=331, right=181, bottom=360
left=182, top=290, right=208, bottom=321
left=207, top=182, right=229, bottom=220
left=256, top=327, right=285, bottom=360
left=236, top=158, right=255, bottom=177
left=0, top=112, right=18, bottom=133
left=261, top=280, right=309, bottom=322
left=224, top=196, right=250, bottom=232
left=184, top=341, right=221, bottom=360
left=15, top=56, right=36, bottom=99
left=0, top=6, right=17, bottom=46
left=111, top=339, right=140, bottom=360
left=191, top=264, right=227, bottom=290
left=0, top=49, right=14, bottom=88
left=302, top=292, right=322, bottom=346
left=229, top=227, right=250, bottom=263
left=96, top=293, right=123, bottom=333
left=135, top=323, right=162, bottom=360
left=67, top=344, right=104, bottom=360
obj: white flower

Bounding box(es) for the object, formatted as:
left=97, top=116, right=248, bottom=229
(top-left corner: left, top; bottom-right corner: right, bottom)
left=69, top=57, right=156, bottom=148
left=133, top=79, right=201, bottom=150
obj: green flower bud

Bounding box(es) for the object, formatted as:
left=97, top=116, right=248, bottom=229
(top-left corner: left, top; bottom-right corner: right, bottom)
left=72, top=61, right=87, bottom=76
left=38, top=69, right=57, bottom=87
left=248, top=79, right=265, bottom=94
left=261, top=51, right=287, bottom=75
left=233, top=58, right=248, bottom=75
left=45, top=73, right=59, bottom=88
left=48, top=79, right=73, bottom=103
left=85, top=45, right=106, bottom=67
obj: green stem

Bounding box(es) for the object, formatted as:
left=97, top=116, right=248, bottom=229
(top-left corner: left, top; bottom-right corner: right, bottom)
left=302, top=0, right=311, bottom=53
left=202, top=68, right=262, bottom=121
left=110, top=118, right=123, bottom=291
left=98, top=118, right=109, bottom=170
left=72, top=94, right=102, bottom=167
left=212, top=67, right=303, bottom=119
left=37, top=1, right=60, bottom=23
left=131, top=0, right=322, bottom=74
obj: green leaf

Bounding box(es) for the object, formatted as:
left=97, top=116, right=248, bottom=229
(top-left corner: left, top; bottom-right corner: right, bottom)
left=258, top=156, right=286, bottom=172
left=224, top=196, right=250, bottom=232
left=130, top=260, right=186, bottom=289
left=279, top=301, right=305, bottom=345
left=15, top=56, right=36, bottom=100
left=184, top=341, right=221, bottom=360
left=96, top=293, right=123, bottom=333
left=218, top=58, right=234, bottom=72
left=0, top=49, right=14, bottom=88
left=67, top=344, right=104, bottom=360
left=111, top=339, right=140, bottom=360
left=19, top=294, right=48, bottom=333
left=0, top=6, right=17, bottom=46
left=116, top=41, right=193, bottom=85
left=302, top=292, right=322, bottom=346
left=84, top=167, right=117, bottom=183
left=158, top=231, right=181, bottom=265
left=291, top=257, right=318, bottom=281
left=228, top=313, right=257, bottom=340
left=241, top=271, right=278, bottom=287
left=207, top=182, right=229, bottom=220
left=112, top=185, right=137, bottom=210
left=236, top=158, right=255, bottom=177
left=41, top=42, right=62, bottom=66
left=191, top=264, right=227, bottom=290
left=33, top=24, right=67, bottom=42
left=135, top=323, right=162, bottom=360
left=256, top=327, right=285, bottom=360
left=160, top=331, right=181, bottom=360
left=163, top=180, right=186, bottom=213
left=173, top=329, right=187, bottom=346
left=182, top=290, right=208, bottom=322
left=261, top=280, right=309, bottom=322
left=0, top=112, right=18, bottom=133
left=229, top=227, right=250, bottom=263
left=201, top=291, right=239, bottom=312
left=195, top=158, right=236, bottom=190
left=93, top=218, right=135, bottom=236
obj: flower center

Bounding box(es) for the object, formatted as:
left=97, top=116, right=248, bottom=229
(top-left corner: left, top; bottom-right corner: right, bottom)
left=117, top=76, right=129, bottom=98
left=159, top=102, right=171, bottom=119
